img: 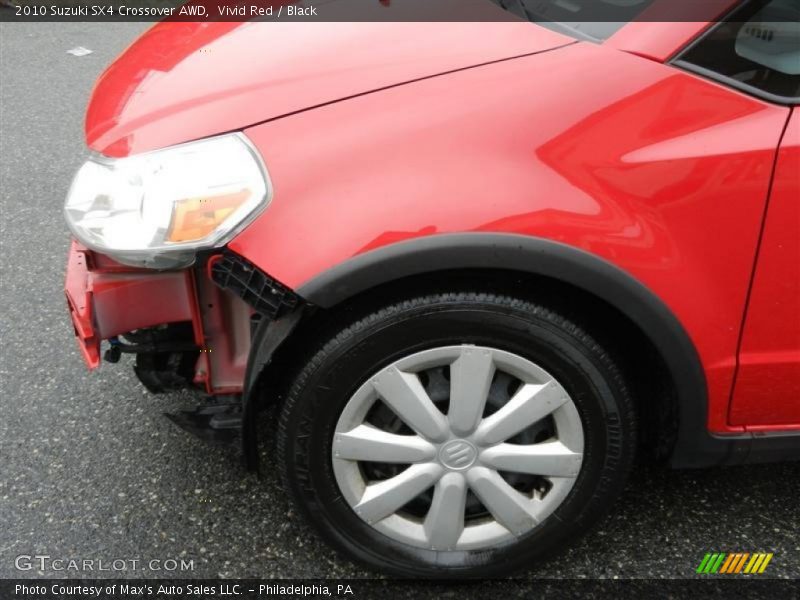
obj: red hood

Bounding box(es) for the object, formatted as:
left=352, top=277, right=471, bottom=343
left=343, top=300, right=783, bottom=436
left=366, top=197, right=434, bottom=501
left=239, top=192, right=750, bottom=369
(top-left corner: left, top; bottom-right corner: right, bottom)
left=86, top=9, right=572, bottom=157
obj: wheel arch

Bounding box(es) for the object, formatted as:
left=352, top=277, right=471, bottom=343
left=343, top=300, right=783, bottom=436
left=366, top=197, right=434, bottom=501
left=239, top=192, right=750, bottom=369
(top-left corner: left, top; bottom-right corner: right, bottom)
left=243, top=233, right=749, bottom=469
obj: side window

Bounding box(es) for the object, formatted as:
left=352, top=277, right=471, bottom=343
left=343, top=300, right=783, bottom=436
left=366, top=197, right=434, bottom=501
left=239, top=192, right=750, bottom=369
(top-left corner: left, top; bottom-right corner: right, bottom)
left=674, top=0, right=800, bottom=103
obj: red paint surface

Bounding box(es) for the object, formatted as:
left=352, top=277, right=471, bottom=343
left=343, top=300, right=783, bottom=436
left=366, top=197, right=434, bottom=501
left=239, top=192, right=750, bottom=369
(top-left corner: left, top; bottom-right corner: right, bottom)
left=71, top=19, right=799, bottom=433
left=230, top=43, right=791, bottom=433
left=731, top=111, right=800, bottom=427
left=85, top=20, right=572, bottom=157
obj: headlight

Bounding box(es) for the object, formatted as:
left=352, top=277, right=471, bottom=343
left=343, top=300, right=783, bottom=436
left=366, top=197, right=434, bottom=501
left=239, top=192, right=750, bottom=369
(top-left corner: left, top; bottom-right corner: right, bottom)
left=64, top=133, right=270, bottom=269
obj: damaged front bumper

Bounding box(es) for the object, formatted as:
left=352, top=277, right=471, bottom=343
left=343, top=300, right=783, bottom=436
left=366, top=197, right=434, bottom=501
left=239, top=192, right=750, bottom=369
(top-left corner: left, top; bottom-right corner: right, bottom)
left=64, top=241, right=302, bottom=468
left=64, top=240, right=252, bottom=395
left=65, top=240, right=198, bottom=370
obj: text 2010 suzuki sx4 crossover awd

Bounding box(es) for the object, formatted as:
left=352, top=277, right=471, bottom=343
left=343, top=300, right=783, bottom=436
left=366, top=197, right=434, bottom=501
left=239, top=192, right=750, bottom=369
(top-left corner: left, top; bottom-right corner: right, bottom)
left=64, top=0, right=799, bottom=578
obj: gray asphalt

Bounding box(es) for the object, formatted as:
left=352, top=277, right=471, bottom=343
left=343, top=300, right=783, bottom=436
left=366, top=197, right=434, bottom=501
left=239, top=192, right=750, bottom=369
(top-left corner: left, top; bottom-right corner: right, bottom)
left=0, top=22, right=798, bottom=584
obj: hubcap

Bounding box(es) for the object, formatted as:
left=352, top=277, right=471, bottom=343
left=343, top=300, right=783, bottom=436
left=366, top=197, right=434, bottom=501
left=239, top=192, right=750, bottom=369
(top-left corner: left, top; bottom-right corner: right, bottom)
left=332, top=345, right=584, bottom=551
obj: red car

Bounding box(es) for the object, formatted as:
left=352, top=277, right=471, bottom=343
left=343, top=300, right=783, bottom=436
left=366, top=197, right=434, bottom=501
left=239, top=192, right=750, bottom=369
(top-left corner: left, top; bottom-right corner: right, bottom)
left=64, top=0, right=799, bottom=578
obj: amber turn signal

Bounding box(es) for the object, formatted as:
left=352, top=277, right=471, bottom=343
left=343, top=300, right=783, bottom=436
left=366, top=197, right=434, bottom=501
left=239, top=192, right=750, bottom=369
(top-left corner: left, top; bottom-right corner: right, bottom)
left=167, top=190, right=250, bottom=243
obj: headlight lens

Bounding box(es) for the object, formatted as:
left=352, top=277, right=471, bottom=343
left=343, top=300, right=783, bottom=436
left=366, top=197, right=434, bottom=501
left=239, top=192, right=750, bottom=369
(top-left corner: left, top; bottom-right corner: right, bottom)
left=64, top=133, right=270, bottom=269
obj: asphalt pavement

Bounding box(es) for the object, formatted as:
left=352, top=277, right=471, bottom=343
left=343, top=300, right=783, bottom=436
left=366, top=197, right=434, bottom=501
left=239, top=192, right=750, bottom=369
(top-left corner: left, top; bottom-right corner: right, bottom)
left=0, top=21, right=798, bottom=585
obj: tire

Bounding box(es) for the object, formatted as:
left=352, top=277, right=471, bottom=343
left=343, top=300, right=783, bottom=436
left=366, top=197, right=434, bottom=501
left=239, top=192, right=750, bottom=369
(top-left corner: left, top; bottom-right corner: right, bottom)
left=276, top=292, right=636, bottom=578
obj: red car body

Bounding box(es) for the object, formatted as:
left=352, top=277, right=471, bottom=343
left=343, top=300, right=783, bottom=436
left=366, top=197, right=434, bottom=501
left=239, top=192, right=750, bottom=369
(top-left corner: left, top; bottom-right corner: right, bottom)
left=66, top=3, right=799, bottom=472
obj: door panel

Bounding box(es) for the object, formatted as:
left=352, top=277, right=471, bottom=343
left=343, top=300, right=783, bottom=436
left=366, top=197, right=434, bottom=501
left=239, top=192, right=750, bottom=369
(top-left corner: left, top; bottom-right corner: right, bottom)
left=731, top=111, right=800, bottom=427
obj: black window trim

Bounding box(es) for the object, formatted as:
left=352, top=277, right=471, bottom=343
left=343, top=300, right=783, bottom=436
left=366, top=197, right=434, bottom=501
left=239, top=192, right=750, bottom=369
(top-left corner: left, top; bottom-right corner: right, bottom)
left=669, top=0, right=800, bottom=106
left=672, top=59, right=799, bottom=105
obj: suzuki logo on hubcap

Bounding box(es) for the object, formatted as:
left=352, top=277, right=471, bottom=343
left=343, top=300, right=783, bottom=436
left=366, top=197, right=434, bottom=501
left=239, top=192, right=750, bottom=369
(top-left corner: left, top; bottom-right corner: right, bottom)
left=439, top=439, right=478, bottom=470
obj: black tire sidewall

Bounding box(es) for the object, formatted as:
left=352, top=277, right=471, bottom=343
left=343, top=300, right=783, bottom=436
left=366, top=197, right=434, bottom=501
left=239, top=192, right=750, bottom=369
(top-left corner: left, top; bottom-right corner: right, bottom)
left=278, top=296, right=633, bottom=578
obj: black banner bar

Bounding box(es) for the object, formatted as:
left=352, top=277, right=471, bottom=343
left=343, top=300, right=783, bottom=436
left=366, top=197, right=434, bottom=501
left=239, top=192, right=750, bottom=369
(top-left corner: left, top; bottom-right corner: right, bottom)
left=0, top=0, right=777, bottom=23
left=2, top=579, right=799, bottom=600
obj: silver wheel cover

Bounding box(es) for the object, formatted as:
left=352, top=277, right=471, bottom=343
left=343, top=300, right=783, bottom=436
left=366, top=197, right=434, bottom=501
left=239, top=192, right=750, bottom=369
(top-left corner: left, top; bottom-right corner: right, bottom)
left=332, top=345, right=584, bottom=551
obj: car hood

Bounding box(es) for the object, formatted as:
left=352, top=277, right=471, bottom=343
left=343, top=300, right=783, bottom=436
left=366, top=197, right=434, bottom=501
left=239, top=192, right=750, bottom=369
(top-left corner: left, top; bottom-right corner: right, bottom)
left=86, top=5, right=573, bottom=157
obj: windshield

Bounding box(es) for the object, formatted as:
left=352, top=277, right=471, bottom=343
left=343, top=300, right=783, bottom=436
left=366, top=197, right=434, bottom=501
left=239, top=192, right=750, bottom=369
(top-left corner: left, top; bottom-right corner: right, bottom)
left=492, top=0, right=661, bottom=42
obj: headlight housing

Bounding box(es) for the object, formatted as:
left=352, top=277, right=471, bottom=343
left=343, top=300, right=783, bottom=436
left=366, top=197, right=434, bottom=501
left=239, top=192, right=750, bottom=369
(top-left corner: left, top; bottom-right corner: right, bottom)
left=64, top=133, right=270, bottom=269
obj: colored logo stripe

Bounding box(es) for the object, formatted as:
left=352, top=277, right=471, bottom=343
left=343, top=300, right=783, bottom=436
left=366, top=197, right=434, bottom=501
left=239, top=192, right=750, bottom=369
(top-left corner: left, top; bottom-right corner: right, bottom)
left=728, top=553, right=747, bottom=573
left=696, top=553, right=713, bottom=573
left=697, top=553, right=773, bottom=575
left=719, top=553, right=736, bottom=573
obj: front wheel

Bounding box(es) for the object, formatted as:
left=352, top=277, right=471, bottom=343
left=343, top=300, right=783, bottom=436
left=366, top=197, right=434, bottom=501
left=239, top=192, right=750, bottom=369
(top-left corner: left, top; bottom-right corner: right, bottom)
left=276, top=292, right=636, bottom=578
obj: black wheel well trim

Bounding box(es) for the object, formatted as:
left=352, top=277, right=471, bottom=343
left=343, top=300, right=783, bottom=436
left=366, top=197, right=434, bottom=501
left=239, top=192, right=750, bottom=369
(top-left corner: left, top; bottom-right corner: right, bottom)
left=242, top=233, right=796, bottom=468
left=297, top=232, right=712, bottom=468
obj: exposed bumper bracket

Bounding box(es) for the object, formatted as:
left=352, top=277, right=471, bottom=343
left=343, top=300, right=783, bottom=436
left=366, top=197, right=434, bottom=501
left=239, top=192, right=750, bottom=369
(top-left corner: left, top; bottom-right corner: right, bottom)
left=208, top=250, right=306, bottom=470
left=210, top=251, right=299, bottom=318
